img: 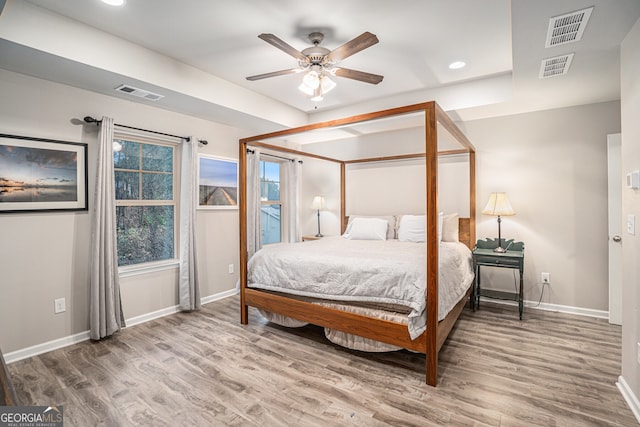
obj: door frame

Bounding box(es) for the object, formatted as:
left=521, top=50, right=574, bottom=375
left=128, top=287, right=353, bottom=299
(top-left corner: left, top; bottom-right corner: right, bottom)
left=607, top=133, right=622, bottom=325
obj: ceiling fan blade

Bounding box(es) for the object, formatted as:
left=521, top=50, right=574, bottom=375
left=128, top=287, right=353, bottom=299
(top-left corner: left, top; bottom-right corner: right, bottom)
left=334, top=67, right=384, bottom=85
left=326, top=32, right=379, bottom=62
left=246, top=69, right=300, bottom=81
left=258, top=33, right=308, bottom=62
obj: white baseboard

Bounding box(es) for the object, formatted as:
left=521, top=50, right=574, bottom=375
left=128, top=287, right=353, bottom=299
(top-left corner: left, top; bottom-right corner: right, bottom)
left=201, top=288, right=239, bottom=305
left=125, top=305, right=181, bottom=328
left=4, top=330, right=91, bottom=364
left=478, top=296, right=609, bottom=319
left=4, top=289, right=239, bottom=364
left=617, top=375, right=640, bottom=424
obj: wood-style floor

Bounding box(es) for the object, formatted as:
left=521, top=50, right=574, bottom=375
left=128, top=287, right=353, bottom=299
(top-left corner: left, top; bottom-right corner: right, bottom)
left=8, top=295, right=636, bottom=426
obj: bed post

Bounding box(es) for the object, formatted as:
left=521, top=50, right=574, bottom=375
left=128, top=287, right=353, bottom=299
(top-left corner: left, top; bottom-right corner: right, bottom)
left=469, top=150, right=476, bottom=246
left=239, top=140, right=248, bottom=325
left=425, top=103, right=439, bottom=386
left=340, top=162, right=347, bottom=233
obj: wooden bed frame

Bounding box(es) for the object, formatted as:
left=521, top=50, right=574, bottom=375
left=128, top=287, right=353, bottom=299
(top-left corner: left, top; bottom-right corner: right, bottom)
left=239, top=102, right=476, bottom=386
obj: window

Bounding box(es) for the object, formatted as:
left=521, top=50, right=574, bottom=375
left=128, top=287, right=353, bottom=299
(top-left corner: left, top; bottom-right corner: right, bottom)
left=260, top=160, right=282, bottom=244
left=113, top=138, right=176, bottom=266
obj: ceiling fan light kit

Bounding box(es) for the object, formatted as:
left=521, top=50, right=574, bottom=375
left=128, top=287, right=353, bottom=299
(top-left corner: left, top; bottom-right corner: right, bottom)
left=247, top=31, right=383, bottom=102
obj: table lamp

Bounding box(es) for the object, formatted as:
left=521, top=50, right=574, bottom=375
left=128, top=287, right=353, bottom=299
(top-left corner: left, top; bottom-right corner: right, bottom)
left=482, top=192, right=515, bottom=252
left=311, top=196, right=325, bottom=237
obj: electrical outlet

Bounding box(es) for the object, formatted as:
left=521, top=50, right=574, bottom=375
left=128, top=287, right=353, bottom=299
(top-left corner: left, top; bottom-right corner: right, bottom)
left=54, top=298, right=66, bottom=314
left=541, top=272, right=550, bottom=284
left=228, top=263, right=234, bottom=274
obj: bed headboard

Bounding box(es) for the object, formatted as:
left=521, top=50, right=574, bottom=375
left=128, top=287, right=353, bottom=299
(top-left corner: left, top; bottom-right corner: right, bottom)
left=458, top=218, right=471, bottom=249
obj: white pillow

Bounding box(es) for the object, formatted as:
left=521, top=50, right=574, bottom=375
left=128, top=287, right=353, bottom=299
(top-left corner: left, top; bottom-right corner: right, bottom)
left=346, top=215, right=396, bottom=240
left=397, top=215, right=426, bottom=242
left=438, top=211, right=444, bottom=242
left=442, top=213, right=459, bottom=242
left=343, top=217, right=388, bottom=240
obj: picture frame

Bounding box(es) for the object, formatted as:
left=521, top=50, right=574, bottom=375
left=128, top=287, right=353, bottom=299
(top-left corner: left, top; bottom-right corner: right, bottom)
left=0, top=134, right=88, bottom=213
left=197, top=154, right=238, bottom=209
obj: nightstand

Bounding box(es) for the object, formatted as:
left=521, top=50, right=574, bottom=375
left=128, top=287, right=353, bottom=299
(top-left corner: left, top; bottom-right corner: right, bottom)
left=473, top=238, right=525, bottom=319
left=302, top=235, right=322, bottom=242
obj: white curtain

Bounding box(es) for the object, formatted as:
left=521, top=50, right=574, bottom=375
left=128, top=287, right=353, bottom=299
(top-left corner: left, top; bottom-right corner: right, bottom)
left=90, top=116, right=125, bottom=340
left=284, top=159, right=301, bottom=243
left=246, top=149, right=261, bottom=258
left=178, top=137, right=200, bottom=311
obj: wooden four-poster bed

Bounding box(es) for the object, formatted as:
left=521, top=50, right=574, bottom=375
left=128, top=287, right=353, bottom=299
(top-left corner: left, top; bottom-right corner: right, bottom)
left=238, top=101, right=476, bottom=386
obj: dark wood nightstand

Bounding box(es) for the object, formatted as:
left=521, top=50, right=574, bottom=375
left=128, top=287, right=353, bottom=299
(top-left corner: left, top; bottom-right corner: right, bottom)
left=473, top=238, right=525, bottom=319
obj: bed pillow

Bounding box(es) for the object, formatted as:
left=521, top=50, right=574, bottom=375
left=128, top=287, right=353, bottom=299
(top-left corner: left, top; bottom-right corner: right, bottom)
left=442, top=212, right=459, bottom=242
left=346, top=215, right=396, bottom=240
left=395, top=212, right=444, bottom=242
left=397, top=215, right=426, bottom=242
left=343, top=217, right=388, bottom=240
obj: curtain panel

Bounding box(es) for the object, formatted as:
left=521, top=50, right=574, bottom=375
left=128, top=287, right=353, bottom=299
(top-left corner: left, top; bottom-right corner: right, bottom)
left=246, top=149, right=261, bottom=258
left=178, top=137, right=201, bottom=311
left=89, top=116, right=125, bottom=340
left=284, top=159, right=301, bottom=243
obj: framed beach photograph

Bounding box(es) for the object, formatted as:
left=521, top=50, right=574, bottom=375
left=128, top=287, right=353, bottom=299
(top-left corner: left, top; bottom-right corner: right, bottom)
left=197, top=154, right=238, bottom=209
left=0, top=134, right=88, bottom=213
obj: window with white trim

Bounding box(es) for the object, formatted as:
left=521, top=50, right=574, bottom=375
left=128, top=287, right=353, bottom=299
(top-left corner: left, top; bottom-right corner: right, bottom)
left=113, top=137, right=177, bottom=266
left=259, top=160, right=283, bottom=244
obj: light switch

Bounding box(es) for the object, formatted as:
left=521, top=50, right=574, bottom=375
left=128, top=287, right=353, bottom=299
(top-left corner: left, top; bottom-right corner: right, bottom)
left=627, top=171, right=640, bottom=189
left=628, top=214, right=636, bottom=236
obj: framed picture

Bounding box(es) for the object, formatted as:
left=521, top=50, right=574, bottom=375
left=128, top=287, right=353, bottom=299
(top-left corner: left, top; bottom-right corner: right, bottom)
left=197, top=154, right=238, bottom=209
left=0, top=134, right=88, bottom=213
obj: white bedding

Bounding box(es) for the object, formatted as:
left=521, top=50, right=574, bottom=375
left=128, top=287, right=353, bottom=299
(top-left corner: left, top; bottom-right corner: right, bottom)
left=248, top=237, right=474, bottom=340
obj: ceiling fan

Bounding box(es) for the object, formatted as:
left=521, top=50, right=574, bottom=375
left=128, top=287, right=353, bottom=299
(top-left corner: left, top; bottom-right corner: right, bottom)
left=246, top=31, right=384, bottom=101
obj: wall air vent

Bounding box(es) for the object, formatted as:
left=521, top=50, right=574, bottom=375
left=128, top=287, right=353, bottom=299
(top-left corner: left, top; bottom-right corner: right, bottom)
left=539, top=53, right=574, bottom=79
left=114, top=84, right=164, bottom=101
left=545, top=7, right=593, bottom=47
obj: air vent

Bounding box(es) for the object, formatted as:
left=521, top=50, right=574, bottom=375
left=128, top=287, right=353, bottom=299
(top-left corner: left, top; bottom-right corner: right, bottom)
left=545, top=7, right=593, bottom=47
left=539, top=53, right=574, bottom=79
left=114, top=84, right=164, bottom=101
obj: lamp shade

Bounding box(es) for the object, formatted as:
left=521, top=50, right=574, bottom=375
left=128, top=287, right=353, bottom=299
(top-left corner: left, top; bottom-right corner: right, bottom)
left=482, top=192, right=515, bottom=216
left=311, top=196, right=325, bottom=210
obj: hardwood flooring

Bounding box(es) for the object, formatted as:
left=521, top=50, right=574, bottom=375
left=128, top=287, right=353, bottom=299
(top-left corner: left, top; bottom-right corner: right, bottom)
left=7, top=295, right=636, bottom=426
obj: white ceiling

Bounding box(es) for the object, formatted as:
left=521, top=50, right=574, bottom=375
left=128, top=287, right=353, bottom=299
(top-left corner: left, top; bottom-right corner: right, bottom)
left=1, top=0, right=639, bottom=133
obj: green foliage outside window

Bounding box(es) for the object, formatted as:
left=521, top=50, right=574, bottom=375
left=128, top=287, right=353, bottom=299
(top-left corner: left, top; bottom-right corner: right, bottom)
left=114, top=139, right=175, bottom=266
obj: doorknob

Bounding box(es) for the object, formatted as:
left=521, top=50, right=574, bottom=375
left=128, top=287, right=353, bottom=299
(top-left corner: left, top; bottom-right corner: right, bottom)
left=612, top=235, right=622, bottom=242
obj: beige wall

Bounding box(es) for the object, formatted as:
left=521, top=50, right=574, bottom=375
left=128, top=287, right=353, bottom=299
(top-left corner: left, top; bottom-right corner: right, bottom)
left=621, top=16, right=640, bottom=407
left=301, top=101, right=620, bottom=312
left=462, top=101, right=621, bottom=310
left=0, top=69, right=246, bottom=354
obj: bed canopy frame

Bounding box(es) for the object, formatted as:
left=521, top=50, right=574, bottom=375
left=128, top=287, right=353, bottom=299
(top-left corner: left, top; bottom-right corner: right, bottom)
left=239, top=101, right=476, bottom=386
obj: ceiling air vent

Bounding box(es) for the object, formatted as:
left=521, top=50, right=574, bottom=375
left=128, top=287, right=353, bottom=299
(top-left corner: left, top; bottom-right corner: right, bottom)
left=545, top=7, right=593, bottom=47
left=539, top=53, right=574, bottom=79
left=115, top=84, right=164, bottom=101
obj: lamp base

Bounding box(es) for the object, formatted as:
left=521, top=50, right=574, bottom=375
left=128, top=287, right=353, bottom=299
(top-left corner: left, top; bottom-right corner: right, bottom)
left=315, top=233, right=323, bottom=238
left=493, top=246, right=507, bottom=253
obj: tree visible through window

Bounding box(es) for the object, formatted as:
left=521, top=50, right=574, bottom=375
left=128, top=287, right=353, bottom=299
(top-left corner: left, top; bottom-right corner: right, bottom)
left=113, top=139, right=176, bottom=266
left=260, top=160, right=282, bottom=244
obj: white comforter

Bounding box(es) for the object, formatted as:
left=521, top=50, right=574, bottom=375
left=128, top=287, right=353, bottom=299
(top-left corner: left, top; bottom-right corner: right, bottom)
left=247, top=237, right=474, bottom=339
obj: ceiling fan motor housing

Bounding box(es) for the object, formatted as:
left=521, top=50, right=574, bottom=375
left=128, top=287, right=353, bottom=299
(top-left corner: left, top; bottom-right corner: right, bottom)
left=302, top=46, right=331, bottom=65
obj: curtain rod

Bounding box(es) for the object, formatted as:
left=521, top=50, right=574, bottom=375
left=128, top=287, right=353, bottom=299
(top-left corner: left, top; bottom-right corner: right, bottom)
left=247, top=148, right=303, bottom=164
left=83, top=116, right=208, bottom=145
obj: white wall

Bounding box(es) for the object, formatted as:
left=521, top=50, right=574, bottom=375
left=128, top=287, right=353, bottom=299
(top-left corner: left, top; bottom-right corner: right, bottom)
left=0, top=69, right=247, bottom=354
left=300, top=126, right=471, bottom=236
left=620, top=15, right=640, bottom=413
left=462, top=101, right=621, bottom=311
